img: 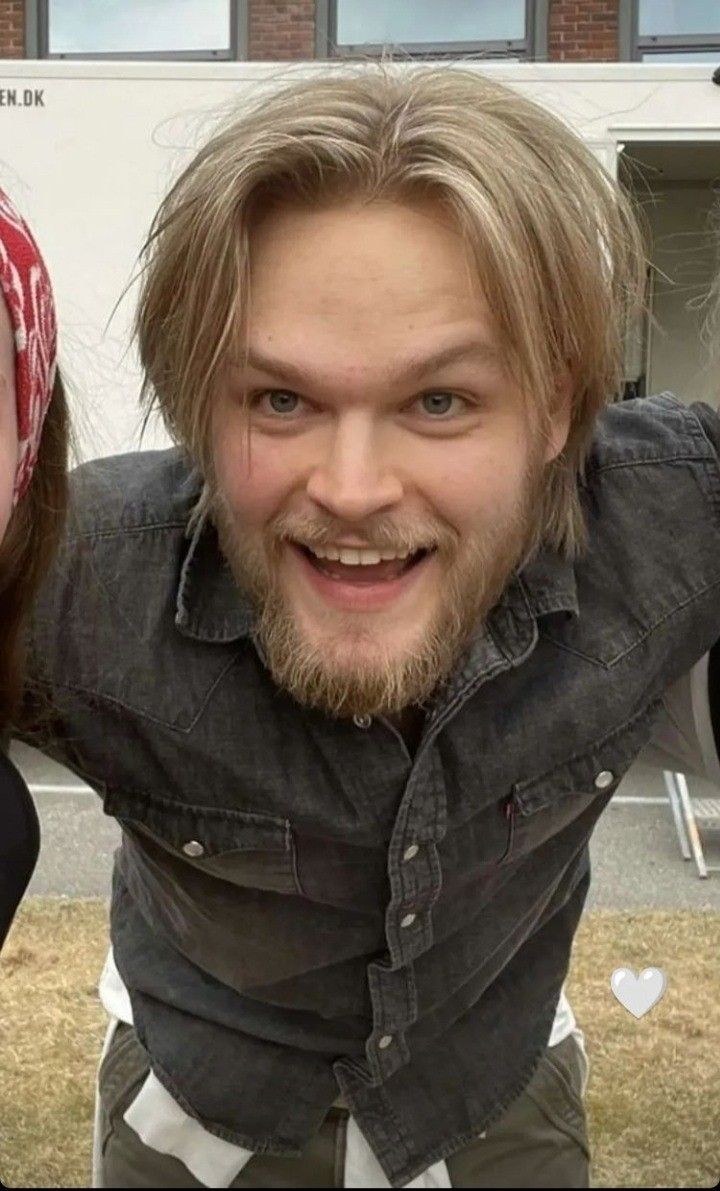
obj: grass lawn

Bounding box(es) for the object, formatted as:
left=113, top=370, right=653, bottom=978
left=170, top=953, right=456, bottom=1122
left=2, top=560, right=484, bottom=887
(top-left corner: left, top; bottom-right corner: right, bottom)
left=0, top=899, right=718, bottom=1188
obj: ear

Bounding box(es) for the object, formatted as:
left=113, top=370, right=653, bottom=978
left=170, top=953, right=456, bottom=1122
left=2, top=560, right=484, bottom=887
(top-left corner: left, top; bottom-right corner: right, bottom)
left=543, top=371, right=573, bottom=465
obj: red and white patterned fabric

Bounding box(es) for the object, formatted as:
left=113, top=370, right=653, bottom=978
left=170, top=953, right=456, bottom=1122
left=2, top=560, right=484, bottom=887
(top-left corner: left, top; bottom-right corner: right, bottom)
left=0, top=187, right=57, bottom=506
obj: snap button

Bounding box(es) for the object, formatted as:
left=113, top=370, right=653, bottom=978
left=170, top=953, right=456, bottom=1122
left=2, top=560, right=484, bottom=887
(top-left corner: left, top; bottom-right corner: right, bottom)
left=378, top=1034, right=393, bottom=1049
left=594, top=770, right=615, bottom=790
left=353, top=714, right=372, bottom=729
left=400, top=913, right=416, bottom=929
left=182, top=840, right=205, bottom=857
left=403, top=844, right=419, bottom=862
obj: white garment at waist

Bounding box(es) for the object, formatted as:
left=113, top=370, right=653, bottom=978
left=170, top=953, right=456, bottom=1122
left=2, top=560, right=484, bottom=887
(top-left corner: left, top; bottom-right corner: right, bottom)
left=94, top=947, right=582, bottom=1189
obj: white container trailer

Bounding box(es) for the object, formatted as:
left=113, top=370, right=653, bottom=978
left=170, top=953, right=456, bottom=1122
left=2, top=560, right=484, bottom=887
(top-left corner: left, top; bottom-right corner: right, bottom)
left=1, top=59, right=719, bottom=462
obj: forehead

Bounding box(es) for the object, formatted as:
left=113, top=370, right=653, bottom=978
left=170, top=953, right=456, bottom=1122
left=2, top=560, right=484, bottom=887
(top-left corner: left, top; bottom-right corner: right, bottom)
left=246, top=198, right=497, bottom=367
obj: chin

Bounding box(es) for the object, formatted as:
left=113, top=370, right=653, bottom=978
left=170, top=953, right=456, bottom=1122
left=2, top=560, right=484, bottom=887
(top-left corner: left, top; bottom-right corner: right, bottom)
left=257, top=599, right=457, bottom=721
left=295, top=604, right=423, bottom=661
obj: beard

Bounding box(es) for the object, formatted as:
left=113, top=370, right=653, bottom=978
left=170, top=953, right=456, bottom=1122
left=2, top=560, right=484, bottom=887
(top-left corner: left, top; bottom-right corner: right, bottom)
left=212, top=461, right=546, bottom=721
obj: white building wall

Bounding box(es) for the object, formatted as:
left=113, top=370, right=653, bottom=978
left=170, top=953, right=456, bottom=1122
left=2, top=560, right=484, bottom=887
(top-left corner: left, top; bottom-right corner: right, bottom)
left=0, top=60, right=719, bottom=460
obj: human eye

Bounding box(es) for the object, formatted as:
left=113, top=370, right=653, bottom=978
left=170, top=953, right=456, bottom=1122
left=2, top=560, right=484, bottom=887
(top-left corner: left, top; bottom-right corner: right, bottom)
left=251, top=389, right=304, bottom=416
left=413, top=391, right=470, bottom=419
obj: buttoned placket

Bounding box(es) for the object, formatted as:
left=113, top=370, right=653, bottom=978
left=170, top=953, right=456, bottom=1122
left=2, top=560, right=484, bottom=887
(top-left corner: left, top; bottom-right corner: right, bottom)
left=361, top=595, right=543, bottom=1085
left=346, top=715, right=439, bottom=1081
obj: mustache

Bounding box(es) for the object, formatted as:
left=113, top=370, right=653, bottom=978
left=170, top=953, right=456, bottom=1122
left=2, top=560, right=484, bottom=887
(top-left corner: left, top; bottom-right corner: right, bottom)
left=268, top=511, right=456, bottom=555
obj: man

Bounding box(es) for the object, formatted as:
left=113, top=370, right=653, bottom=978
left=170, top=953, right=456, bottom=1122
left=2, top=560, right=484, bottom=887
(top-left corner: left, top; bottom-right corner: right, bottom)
left=19, top=66, right=720, bottom=1187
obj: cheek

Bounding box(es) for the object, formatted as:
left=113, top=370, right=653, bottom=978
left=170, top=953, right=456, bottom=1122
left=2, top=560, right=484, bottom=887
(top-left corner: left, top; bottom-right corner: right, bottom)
left=425, top=443, right=530, bottom=531
left=0, top=473, right=13, bottom=543
left=212, top=422, right=292, bottom=528
left=0, top=374, right=18, bottom=543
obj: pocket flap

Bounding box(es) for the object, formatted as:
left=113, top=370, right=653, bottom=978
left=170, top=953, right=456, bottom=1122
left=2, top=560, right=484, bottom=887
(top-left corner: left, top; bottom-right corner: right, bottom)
left=511, top=699, right=662, bottom=816
left=104, top=788, right=290, bottom=856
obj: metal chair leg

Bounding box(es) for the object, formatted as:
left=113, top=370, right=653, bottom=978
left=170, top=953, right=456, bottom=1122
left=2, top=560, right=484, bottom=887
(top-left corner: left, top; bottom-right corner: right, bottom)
left=664, top=770, right=691, bottom=860
left=673, top=771, right=708, bottom=879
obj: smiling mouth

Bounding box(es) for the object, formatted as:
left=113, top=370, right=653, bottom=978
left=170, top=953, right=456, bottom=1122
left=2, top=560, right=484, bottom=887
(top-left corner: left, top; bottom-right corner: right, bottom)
left=294, top=543, right=433, bottom=584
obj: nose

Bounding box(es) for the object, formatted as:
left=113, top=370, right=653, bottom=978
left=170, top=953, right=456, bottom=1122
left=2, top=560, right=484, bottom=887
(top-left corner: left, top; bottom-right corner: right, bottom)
left=305, top=412, right=403, bottom=522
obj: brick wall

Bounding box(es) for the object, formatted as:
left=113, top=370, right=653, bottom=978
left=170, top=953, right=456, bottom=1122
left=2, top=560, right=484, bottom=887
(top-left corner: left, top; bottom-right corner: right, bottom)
left=247, top=1, right=621, bottom=64
left=248, top=0, right=316, bottom=60
left=0, top=1, right=622, bottom=64
left=549, top=0, right=619, bottom=61
left=0, top=0, right=24, bottom=59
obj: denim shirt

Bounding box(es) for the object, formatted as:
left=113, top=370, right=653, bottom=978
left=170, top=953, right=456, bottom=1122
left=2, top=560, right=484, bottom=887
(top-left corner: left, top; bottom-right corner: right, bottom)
left=21, top=394, right=720, bottom=1187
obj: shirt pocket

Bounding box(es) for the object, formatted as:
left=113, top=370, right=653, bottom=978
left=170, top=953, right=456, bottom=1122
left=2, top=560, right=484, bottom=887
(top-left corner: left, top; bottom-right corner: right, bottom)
left=442, top=797, right=515, bottom=883
left=504, top=699, right=661, bottom=864
left=103, top=788, right=301, bottom=896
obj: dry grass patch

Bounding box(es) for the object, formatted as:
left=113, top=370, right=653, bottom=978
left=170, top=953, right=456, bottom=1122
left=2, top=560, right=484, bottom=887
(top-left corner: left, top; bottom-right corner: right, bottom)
left=567, top=910, right=720, bottom=1188
left=0, top=900, right=718, bottom=1188
left=0, top=898, right=108, bottom=1189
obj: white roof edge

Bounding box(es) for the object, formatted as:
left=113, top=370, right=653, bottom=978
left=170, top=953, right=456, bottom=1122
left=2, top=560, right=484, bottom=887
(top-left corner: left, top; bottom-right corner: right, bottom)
left=2, top=58, right=719, bottom=84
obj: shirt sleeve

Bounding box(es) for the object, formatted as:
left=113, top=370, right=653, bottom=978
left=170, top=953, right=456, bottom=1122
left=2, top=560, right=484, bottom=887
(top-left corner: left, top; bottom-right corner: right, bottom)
left=638, top=650, right=720, bottom=782
left=690, top=400, right=720, bottom=457
left=635, top=401, right=720, bottom=780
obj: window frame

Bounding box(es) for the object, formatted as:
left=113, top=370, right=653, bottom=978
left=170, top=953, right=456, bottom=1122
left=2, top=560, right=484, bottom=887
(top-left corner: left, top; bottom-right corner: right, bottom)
left=29, top=0, right=248, bottom=61
left=316, top=0, right=548, bottom=62
left=619, top=0, right=720, bottom=61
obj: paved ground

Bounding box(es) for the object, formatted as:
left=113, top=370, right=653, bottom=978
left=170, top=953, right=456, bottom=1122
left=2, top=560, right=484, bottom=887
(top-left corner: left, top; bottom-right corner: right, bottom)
left=11, top=741, right=720, bottom=910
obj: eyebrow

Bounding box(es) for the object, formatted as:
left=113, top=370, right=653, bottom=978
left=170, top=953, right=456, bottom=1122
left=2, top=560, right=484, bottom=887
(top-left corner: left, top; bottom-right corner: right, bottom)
left=241, top=339, right=504, bottom=388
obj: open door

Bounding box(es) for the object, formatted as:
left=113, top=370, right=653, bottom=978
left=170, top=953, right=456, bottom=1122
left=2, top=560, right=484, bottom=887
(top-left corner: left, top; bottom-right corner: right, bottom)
left=619, top=141, right=720, bottom=407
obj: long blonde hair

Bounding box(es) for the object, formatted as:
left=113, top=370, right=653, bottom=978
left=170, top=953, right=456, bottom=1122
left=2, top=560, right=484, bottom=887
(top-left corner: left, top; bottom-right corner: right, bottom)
left=136, top=64, right=647, bottom=557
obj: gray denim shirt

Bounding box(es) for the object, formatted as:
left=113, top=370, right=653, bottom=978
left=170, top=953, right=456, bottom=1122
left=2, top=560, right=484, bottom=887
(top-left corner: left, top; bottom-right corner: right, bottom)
left=21, top=394, right=720, bottom=1187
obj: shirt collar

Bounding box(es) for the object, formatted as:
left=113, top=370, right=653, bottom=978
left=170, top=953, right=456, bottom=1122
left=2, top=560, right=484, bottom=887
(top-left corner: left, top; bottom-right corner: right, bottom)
left=509, top=545, right=579, bottom=622
left=175, top=511, right=256, bottom=643
left=174, top=512, right=579, bottom=646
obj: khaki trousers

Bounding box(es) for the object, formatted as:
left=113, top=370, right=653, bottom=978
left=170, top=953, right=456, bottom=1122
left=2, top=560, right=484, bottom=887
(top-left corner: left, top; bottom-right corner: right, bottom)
left=93, top=1021, right=590, bottom=1188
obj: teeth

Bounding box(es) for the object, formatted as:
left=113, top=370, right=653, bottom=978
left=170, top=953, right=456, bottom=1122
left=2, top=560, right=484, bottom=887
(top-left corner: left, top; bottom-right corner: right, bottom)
left=304, top=543, right=416, bottom=565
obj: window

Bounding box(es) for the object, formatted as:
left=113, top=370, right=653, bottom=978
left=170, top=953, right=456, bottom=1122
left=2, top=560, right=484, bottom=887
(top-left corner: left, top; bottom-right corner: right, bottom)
left=35, top=0, right=245, bottom=60
left=318, top=0, right=546, bottom=60
left=623, top=0, right=720, bottom=62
